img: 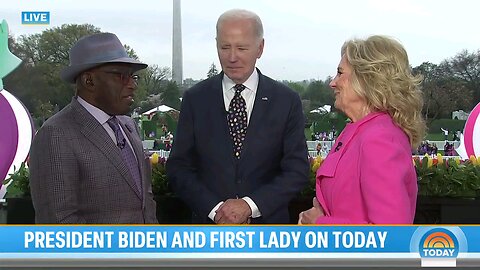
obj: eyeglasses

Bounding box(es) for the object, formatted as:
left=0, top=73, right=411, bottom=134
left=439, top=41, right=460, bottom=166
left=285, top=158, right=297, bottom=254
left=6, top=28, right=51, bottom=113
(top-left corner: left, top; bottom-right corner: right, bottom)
left=99, top=70, right=140, bottom=85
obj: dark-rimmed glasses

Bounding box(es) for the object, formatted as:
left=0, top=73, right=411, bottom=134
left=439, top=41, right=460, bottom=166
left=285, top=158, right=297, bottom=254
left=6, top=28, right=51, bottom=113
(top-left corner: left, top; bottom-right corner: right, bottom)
left=99, top=70, right=140, bottom=85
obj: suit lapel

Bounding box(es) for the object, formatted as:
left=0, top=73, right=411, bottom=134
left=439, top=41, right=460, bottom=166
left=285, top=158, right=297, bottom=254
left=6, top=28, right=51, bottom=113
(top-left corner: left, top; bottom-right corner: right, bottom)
left=241, top=70, right=271, bottom=160
left=70, top=98, right=142, bottom=199
left=214, top=73, right=237, bottom=165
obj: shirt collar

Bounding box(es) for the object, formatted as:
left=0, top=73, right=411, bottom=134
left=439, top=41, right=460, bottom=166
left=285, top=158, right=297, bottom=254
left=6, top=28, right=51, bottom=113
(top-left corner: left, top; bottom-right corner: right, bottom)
left=223, top=69, right=259, bottom=93
left=76, top=96, right=112, bottom=125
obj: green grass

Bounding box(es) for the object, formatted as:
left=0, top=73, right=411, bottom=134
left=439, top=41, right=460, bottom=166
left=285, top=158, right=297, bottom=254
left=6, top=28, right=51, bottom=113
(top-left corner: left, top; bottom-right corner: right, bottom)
left=426, top=133, right=445, bottom=141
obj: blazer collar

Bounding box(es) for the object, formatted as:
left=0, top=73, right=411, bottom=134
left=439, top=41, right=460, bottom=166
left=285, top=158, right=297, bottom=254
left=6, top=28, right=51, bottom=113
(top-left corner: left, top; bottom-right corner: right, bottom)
left=343, top=111, right=386, bottom=138
left=76, top=96, right=110, bottom=125
left=222, top=69, right=259, bottom=93
left=334, top=111, right=387, bottom=154
left=70, top=98, right=143, bottom=200
left=218, top=68, right=273, bottom=112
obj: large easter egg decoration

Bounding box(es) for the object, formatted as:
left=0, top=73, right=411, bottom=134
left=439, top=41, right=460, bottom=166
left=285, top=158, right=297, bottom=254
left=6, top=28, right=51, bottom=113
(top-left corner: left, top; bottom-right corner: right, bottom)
left=0, top=19, right=34, bottom=198
left=456, top=102, right=480, bottom=160
left=0, top=89, right=34, bottom=186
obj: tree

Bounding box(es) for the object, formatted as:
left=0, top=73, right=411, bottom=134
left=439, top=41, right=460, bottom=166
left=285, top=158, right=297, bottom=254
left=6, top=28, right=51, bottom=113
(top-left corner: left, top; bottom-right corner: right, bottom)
left=34, top=100, right=54, bottom=125
left=124, top=44, right=139, bottom=60
left=160, top=81, right=181, bottom=110
left=14, top=24, right=100, bottom=66
left=445, top=49, right=480, bottom=108
left=207, top=63, right=218, bottom=78
left=413, top=61, right=473, bottom=120
left=141, top=65, right=170, bottom=96
left=286, top=81, right=305, bottom=96
left=135, top=65, right=171, bottom=112
left=302, top=80, right=333, bottom=112
left=3, top=24, right=157, bottom=120
left=298, top=80, right=335, bottom=128
left=5, top=24, right=101, bottom=118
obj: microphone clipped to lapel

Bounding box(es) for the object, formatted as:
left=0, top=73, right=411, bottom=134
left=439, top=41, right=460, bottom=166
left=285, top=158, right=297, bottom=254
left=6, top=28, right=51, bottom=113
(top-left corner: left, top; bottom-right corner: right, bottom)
left=122, top=123, right=134, bottom=149
left=261, top=97, right=268, bottom=101
left=334, top=142, right=343, bottom=152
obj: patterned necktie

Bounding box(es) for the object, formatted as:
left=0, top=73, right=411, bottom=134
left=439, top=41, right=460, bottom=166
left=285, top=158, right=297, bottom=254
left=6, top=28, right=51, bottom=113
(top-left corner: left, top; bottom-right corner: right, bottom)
left=227, top=84, right=247, bottom=159
left=107, top=117, right=143, bottom=197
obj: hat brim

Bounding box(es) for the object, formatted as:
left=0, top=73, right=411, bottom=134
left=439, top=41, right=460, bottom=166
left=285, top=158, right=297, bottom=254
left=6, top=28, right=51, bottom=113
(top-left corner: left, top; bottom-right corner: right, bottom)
left=60, top=57, right=148, bottom=84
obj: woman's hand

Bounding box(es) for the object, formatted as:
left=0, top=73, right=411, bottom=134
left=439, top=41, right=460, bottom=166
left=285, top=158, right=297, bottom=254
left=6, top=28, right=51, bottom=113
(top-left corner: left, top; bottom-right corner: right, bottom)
left=298, top=197, right=325, bottom=224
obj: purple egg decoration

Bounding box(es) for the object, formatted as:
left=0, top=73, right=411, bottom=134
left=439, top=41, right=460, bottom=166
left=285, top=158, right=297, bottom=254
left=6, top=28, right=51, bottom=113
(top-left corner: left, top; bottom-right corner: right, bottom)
left=0, top=19, right=33, bottom=198
left=0, top=89, right=34, bottom=188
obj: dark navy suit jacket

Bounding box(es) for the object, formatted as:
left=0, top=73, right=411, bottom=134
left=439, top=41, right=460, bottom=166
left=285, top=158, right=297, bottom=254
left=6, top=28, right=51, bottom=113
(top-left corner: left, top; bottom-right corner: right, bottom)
left=166, top=70, right=309, bottom=223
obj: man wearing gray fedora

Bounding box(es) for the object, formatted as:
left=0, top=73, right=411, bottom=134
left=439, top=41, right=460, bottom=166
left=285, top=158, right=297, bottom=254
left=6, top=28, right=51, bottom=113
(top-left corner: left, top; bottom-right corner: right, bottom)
left=29, top=33, right=158, bottom=224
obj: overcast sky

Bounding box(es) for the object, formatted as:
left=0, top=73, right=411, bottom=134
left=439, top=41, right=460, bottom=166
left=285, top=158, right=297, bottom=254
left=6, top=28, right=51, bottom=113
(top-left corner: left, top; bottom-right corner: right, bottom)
left=3, top=0, right=480, bottom=81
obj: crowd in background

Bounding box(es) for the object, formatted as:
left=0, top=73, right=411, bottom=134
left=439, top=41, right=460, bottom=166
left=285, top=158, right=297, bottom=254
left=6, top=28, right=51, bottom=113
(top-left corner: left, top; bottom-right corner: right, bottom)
left=310, top=130, right=336, bottom=141
left=416, top=141, right=457, bottom=156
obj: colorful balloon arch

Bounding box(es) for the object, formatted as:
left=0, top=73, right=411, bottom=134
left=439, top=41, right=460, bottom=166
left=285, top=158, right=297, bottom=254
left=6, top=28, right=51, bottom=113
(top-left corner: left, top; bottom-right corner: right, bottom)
left=0, top=19, right=34, bottom=198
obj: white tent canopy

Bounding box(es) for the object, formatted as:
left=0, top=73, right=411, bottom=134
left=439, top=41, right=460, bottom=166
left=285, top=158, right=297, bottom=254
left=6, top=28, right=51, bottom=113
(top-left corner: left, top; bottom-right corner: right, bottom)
left=142, top=105, right=178, bottom=115
left=310, top=104, right=331, bottom=114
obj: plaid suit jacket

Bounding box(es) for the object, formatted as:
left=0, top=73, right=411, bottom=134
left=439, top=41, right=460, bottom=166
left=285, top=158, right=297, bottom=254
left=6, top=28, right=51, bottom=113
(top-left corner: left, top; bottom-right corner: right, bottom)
left=29, top=97, right=157, bottom=224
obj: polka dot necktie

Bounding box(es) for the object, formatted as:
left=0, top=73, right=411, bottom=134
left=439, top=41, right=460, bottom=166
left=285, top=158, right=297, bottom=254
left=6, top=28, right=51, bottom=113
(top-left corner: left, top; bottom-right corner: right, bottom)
left=227, top=84, right=247, bottom=159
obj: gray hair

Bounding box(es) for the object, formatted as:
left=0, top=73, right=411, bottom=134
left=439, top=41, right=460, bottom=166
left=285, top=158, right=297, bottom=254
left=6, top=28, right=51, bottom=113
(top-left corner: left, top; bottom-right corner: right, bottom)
left=216, top=9, right=264, bottom=39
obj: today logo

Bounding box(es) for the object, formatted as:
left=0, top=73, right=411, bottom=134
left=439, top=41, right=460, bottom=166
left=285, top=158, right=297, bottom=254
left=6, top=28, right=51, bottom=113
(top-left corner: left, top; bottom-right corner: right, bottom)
left=420, top=228, right=458, bottom=258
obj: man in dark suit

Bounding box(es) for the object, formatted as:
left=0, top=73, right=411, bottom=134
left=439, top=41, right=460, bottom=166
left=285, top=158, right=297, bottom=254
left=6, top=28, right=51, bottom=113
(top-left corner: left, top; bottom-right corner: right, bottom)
left=29, top=33, right=157, bottom=223
left=166, top=9, right=309, bottom=224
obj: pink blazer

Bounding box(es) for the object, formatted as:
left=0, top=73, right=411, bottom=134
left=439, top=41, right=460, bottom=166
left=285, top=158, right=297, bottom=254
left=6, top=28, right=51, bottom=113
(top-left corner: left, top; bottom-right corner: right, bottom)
left=315, top=112, right=417, bottom=224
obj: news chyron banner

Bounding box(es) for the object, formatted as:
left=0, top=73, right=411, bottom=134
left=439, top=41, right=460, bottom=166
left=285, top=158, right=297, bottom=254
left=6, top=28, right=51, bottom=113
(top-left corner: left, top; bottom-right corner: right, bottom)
left=0, top=225, right=478, bottom=268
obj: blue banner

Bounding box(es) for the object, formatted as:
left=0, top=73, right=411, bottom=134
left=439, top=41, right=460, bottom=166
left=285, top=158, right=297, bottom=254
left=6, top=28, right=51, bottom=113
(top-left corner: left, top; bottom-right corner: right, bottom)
left=0, top=225, right=477, bottom=256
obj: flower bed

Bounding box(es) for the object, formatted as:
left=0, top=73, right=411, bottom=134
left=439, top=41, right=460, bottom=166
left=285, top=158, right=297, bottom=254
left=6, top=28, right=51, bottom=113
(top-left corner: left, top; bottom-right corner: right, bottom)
left=415, top=154, right=480, bottom=198
left=3, top=153, right=480, bottom=224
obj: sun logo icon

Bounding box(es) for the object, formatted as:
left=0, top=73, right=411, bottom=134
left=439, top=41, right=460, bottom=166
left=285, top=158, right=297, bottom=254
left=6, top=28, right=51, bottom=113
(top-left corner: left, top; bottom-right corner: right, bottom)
left=419, top=228, right=459, bottom=267
left=421, top=230, right=457, bottom=257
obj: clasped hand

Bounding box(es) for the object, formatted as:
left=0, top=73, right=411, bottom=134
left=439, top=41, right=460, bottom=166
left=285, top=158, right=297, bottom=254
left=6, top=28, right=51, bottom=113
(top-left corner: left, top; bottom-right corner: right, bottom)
left=215, top=198, right=252, bottom=224
left=298, top=197, right=325, bottom=224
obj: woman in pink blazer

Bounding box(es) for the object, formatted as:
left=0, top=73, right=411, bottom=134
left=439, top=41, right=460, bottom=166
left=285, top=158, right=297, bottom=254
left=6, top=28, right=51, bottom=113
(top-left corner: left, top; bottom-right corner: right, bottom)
left=299, top=35, right=426, bottom=224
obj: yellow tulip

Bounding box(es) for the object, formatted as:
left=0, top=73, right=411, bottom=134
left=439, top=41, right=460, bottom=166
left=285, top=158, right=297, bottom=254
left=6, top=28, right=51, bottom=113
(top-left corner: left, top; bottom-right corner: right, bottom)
left=427, top=158, right=433, bottom=168
left=150, top=152, right=159, bottom=165
left=437, top=153, right=443, bottom=165
left=470, top=155, right=477, bottom=165
left=455, top=157, right=461, bottom=165
left=312, top=162, right=320, bottom=173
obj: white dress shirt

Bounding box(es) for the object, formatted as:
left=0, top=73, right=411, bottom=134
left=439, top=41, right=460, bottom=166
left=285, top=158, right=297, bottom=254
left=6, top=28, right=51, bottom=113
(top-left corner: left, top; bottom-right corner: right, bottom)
left=222, top=70, right=258, bottom=124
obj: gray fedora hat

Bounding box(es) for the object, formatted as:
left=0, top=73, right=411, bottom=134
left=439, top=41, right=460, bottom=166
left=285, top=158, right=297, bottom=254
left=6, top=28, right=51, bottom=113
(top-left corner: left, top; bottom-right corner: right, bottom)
left=60, top=32, right=148, bottom=83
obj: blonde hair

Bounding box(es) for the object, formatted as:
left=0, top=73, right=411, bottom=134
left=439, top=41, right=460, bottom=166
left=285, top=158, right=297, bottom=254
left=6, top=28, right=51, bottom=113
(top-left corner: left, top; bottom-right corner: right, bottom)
left=341, top=35, right=426, bottom=147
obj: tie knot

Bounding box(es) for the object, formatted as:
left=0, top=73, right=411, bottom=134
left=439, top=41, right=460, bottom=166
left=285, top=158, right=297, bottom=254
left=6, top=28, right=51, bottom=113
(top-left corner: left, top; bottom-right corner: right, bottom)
left=234, top=84, right=246, bottom=94
left=107, top=117, right=121, bottom=132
